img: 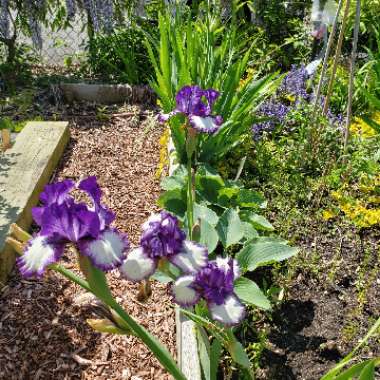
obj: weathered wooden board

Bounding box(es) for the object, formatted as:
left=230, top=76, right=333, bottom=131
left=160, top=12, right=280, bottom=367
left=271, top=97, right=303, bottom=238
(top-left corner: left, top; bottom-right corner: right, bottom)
left=0, top=121, right=69, bottom=287
left=168, top=137, right=202, bottom=379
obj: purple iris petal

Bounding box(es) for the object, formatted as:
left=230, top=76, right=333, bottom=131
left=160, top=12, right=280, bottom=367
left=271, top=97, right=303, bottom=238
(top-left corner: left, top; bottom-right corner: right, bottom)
left=158, top=85, right=223, bottom=133
left=39, top=179, right=75, bottom=206
left=194, top=259, right=235, bottom=305
left=140, top=211, right=186, bottom=259
left=78, top=176, right=115, bottom=229
left=39, top=201, right=101, bottom=243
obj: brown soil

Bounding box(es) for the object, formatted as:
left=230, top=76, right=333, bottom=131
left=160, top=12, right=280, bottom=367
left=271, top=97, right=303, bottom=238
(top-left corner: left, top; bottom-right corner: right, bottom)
left=0, top=103, right=176, bottom=380
left=258, top=219, right=380, bottom=379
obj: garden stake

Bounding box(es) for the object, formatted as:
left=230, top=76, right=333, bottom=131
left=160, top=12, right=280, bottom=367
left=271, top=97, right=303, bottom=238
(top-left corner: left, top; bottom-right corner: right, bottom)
left=310, top=0, right=343, bottom=157
left=322, top=0, right=351, bottom=115
left=344, top=0, right=361, bottom=153
left=312, top=0, right=344, bottom=113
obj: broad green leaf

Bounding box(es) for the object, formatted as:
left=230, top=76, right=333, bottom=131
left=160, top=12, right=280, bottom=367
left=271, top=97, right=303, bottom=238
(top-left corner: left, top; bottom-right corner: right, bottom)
left=225, top=330, right=252, bottom=372
left=197, top=327, right=211, bottom=380
left=236, top=242, right=298, bottom=272
left=240, top=211, right=274, bottom=231
left=210, top=339, right=222, bottom=380
left=234, top=277, right=271, bottom=310
left=194, top=203, right=219, bottom=226
left=157, top=189, right=187, bottom=218
left=161, top=166, right=187, bottom=191
left=200, top=219, right=219, bottom=253
left=242, top=222, right=259, bottom=241
left=216, top=208, right=244, bottom=248
left=237, top=189, right=267, bottom=209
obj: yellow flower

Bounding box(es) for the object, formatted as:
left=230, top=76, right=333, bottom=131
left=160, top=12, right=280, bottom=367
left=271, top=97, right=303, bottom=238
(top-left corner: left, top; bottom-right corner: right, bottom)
left=350, top=117, right=377, bottom=138
left=322, top=209, right=336, bottom=220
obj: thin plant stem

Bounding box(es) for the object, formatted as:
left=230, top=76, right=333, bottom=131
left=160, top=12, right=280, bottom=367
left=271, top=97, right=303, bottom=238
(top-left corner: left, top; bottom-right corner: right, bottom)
left=53, top=262, right=187, bottom=380
left=322, top=0, right=351, bottom=115
left=187, top=157, right=194, bottom=239
left=344, top=0, right=361, bottom=153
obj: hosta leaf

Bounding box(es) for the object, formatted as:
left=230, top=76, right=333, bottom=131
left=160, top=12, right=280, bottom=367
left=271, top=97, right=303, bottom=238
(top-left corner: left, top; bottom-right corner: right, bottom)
left=240, top=211, right=274, bottom=231
left=157, top=189, right=187, bottom=218
left=236, top=242, right=298, bottom=272
left=194, top=203, right=219, bottom=226
left=242, top=222, right=259, bottom=241
left=216, top=209, right=244, bottom=248
left=200, top=219, right=219, bottom=253
left=234, top=277, right=271, bottom=310
left=237, top=189, right=267, bottom=209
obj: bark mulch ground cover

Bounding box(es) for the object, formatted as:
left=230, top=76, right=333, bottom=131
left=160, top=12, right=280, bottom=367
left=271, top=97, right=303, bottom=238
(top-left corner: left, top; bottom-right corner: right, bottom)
left=0, top=104, right=176, bottom=380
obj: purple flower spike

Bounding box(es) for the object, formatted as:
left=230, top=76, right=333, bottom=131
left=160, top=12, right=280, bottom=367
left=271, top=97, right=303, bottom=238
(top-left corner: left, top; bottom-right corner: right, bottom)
left=16, top=235, right=64, bottom=278
left=80, top=228, right=129, bottom=271
left=159, top=85, right=223, bottom=134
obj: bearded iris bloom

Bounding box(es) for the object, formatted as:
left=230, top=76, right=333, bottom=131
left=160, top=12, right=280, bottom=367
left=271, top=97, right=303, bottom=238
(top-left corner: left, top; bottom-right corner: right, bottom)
left=17, top=177, right=129, bottom=278
left=119, top=211, right=208, bottom=282
left=159, top=85, right=223, bottom=134
left=172, top=257, right=246, bottom=326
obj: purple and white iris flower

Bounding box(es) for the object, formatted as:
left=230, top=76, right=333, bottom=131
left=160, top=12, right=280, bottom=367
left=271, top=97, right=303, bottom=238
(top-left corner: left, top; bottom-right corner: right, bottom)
left=17, top=177, right=129, bottom=278
left=119, top=211, right=208, bottom=282
left=159, top=85, right=223, bottom=134
left=172, top=257, right=246, bottom=326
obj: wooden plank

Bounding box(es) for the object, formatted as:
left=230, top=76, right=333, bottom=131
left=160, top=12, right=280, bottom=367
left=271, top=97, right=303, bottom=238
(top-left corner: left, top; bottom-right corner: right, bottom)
left=0, top=121, right=70, bottom=287
left=168, top=136, right=202, bottom=380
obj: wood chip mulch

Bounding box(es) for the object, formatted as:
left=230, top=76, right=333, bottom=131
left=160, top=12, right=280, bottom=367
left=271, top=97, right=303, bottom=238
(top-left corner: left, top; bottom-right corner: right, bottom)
left=0, top=105, right=176, bottom=380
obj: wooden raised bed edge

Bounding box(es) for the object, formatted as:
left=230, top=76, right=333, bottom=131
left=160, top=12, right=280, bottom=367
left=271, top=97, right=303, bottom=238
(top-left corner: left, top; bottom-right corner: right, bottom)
left=0, top=121, right=70, bottom=287
left=167, top=138, right=202, bottom=380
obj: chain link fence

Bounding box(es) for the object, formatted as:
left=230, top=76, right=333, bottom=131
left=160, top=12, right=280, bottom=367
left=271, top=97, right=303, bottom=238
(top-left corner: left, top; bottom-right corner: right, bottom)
left=21, top=15, right=89, bottom=66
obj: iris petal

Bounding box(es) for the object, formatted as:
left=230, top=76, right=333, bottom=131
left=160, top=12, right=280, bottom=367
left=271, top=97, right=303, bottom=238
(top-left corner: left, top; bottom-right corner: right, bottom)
left=119, top=247, right=157, bottom=282
left=16, top=235, right=64, bottom=278
left=215, top=257, right=241, bottom=280
left=80, top=228, right=129, bottom=271
left=170, top=240, right=208, bottom=273
left=209, top=294, right=246, bottom=326
left=79, top=176, right=115, bottom=229
left=171, top=275, right=200, bottom=307
left=189, top=115, right=222, bottom=134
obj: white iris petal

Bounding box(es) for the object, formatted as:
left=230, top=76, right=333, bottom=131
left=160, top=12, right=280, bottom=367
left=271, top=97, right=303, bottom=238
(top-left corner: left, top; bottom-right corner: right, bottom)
left=86, top=230, right=127, bottom=270
left=172, top=275, right=199, bottom=306
left=190, top=116, right=220, bottom=132
left=171, top=241, right=208, bottom=273
left=209, top=294, right=246, bottom=326
left=120, top=247, right=156, bottom=282
left=18, top=235, right=60, bottom=277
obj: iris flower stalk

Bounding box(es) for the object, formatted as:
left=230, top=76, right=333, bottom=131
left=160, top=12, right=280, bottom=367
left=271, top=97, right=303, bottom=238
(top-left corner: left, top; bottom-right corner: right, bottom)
left=159, top=85, right=223, bottom=238
left=9, top=178, right=187, bottom=380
